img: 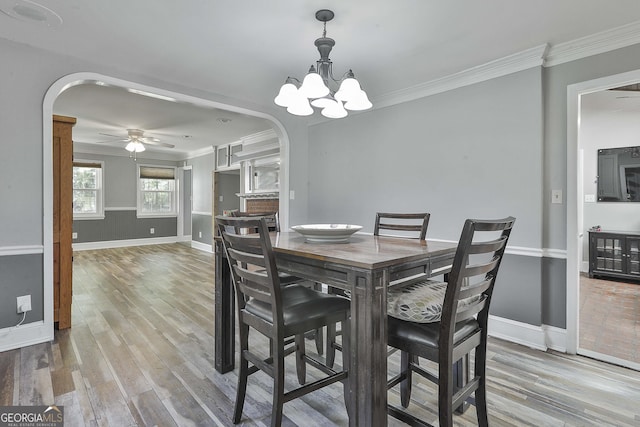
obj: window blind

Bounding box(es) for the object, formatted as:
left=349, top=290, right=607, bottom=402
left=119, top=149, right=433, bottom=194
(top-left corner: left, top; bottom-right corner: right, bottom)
left=139, top=166, right=175, bottom=179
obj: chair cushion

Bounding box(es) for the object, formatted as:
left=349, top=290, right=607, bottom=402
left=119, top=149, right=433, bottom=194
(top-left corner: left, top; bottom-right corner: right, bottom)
left=388, top=316, right=479, bottom=350
left=245, top=285, right=350, bottom=332
left=387, top=279, right=480, bottom=323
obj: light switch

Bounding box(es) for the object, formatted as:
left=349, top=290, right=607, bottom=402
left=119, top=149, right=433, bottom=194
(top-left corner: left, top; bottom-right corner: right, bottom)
left=585, top=194, right=596, bottom=203
left=552, top=189, right=562, bottom=204
left=290, top=190, right=295, bottom=200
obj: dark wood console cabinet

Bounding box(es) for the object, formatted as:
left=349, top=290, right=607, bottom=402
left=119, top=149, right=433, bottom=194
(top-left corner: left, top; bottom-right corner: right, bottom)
left=589, top=230, right=640, bottom=281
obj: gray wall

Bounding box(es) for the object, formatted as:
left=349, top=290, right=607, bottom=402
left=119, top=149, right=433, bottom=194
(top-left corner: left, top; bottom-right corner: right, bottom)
left=192, top=213, right=212, bottom=246
left=73, top=211, right=177, bottom=242
left=0, top=254, right=44, bottom=326
left=188, top=153, right=214, bottom=214
left=308, top=68, right=545, bottom=325
left=216, top=172, right=241, bottom=215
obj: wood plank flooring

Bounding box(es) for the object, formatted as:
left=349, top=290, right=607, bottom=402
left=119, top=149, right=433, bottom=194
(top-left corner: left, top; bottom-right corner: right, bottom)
left=1, top=243, right=640, bottom=426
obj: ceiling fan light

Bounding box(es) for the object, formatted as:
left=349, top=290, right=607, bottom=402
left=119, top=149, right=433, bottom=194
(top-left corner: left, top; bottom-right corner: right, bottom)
left=344, top=89, right=373, bottom=111
left=135, top=142, right=146, bottom=152
left=321, top=100, right=347, bottom=119
left=335, top=75, right=362, bottom=102
left=274, top=79, right=298, bottom=107
left=125, top=141, right=136, bottom=152
left=299, top=67, right=330, bottom=99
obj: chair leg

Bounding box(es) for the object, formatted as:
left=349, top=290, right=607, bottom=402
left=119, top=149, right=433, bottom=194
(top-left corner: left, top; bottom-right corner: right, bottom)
left=233, top=324, right=250, bottom=424
left=399, top=351, right=415, bottom=408
left=315, top=326, right=324, bottom=355
left=295, top=334, right=307, bottom=385
left=271, top=340, right=285, bottom=427
left=326, top=322, right=337, bottom=369
left=474, top=344, right=489, bottom=427
left=439, top=359, right=454, bottom=427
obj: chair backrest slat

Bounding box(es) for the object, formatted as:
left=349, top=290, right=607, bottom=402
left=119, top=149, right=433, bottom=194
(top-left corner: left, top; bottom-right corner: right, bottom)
left=374, top=212, right=430, bottom=240
left=216, top=216, right=283, bottom=318
left=440, top=217, right=515, bottom=341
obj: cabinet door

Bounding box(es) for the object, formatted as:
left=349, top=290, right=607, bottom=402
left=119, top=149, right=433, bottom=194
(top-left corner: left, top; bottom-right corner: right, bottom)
left=594, top=234, right=623, bottom=273
left=626, top=237, right=640, bottom=276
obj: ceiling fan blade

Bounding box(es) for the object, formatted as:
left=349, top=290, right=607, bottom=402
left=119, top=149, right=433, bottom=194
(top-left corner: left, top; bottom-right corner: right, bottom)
left=98, top=132, right=125, bottom=138
left=143, top=140, right=175, bottom=148
left=93, top=138, right=128, bottom=144
left=141, top=136, right=161, bottom=143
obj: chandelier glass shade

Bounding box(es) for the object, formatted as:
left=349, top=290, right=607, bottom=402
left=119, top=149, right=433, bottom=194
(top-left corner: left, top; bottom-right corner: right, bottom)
left=274, top=9, right=372, bottom=119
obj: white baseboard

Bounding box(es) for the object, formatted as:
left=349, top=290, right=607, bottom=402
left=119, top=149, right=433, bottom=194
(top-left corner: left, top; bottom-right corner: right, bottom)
left=72, top=236, right=179, bottom=251
left=488, top=315, right=567, bottom=352
left=191, top=241, right=213, bottom=253
left=0, top=321, right=52, bottom=353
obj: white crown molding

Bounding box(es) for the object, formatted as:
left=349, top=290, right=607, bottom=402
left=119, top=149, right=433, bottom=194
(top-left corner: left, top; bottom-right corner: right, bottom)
left=374, top=44, right=549, bottom=110
left=0, top=245, right=44, bottom=256
left=545, top=20, right=640, bottom=67
left=238, top=129, right=278, bottom=146
left=184, top=145, right=215, bottom=160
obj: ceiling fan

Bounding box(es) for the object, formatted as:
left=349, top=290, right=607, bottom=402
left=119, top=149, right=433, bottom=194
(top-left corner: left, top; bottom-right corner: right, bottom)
left=95, top=128, right=175, bottom=152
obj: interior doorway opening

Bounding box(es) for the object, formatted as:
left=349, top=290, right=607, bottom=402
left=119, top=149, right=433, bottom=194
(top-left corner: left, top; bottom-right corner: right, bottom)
left=568, top=69, right=640, bottom=371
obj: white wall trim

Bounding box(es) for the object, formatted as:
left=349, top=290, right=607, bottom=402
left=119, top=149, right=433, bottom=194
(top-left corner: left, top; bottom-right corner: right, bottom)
left=375, top=44, right=548, bottom=110
left=578, top=349, right=640, bottom=372
left=184, top=145, right=215, bottom=160
left=542, top=248, right=568, bottom=259
left=426, top=239, right=566, bottom=259
left=191, top=240, right=213, bottom=253
left=0, top=321, right=52, bottom=353
left=104, top=207, right=137, bottom=211
left=192, top=211, right=213, bottom=216
left=488, top=315, right=567, bottom=353
left=72, top=236, right=179, bottom=251
left=545, top=20, right=640, bottom=67
left=0, top=245, right=44, bottom=256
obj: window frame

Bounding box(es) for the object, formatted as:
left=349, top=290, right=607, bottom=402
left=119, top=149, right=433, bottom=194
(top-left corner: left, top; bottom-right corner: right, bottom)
left=136, top=164, right=178, bottom=218
left=72, top=159, right=105, bottom=220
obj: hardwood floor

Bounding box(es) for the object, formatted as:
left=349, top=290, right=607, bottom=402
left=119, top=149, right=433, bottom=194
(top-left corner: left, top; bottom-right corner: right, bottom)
left=580, top=274, right=640, bottom=366
left=1, top=243, right=640, bottom=426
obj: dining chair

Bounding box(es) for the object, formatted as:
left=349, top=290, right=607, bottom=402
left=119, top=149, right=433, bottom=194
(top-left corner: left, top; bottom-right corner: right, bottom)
left=325, top=212, right=431, bottom=369
left=374, top=212, right=430, bottom=240
left=229, top=211, right=325, bottom=354
left=216, top=216, right=351, bottom=427
left=386, top=217, right=515, bottom=427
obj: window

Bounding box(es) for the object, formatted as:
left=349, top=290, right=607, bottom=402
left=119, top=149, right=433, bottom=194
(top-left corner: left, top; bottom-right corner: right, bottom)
left=73, top=160, right=104, bottom=219
left=137, top=165, right=177, bottom=217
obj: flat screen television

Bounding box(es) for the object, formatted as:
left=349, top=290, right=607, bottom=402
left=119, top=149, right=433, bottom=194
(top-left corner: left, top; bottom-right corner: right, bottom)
left=597, top=146, right=640, bottom=202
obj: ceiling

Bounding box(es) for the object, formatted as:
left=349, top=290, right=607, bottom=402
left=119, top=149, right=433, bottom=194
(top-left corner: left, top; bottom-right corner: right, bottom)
left=5, top=0, right=640, bottom=157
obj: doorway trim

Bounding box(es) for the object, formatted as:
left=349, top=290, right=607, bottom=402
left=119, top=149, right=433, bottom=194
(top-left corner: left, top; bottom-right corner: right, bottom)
left=43, top=72, right=290, bottom=337
left=566, top=68, right=640, bottom=355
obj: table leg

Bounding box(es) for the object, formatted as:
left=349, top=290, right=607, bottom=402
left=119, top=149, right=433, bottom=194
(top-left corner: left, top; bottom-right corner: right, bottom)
left=348, top=270, right=389, bottom=427
left=214, top=239, right=235, bottom=373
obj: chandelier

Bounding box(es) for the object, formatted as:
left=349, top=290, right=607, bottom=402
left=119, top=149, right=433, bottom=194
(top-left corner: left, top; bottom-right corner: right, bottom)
left=274, top=9, right=372, bottom=119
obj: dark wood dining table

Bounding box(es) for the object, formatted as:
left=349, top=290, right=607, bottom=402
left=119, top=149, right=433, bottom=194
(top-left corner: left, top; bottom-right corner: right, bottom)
left=214, top=231, right=457, bottom=427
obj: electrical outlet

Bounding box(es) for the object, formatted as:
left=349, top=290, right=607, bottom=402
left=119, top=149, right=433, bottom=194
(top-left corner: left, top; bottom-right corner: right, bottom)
left=199, top=231, right=202, bottom=238
left=72, top=232, right=78, bottom=239
left=150, top=227, right=155, bottom=234
left=17, top=295, right=31, bottom=313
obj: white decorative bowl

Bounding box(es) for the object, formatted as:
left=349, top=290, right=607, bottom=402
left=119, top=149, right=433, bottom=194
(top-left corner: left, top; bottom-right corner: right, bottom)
left=291, top=224, right=363, bottom=243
